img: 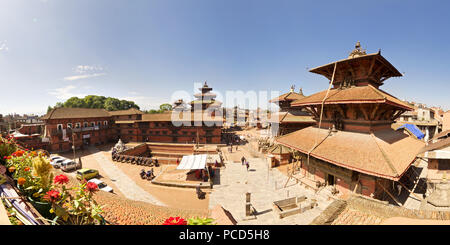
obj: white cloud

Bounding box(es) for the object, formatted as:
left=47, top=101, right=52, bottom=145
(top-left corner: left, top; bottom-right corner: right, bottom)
left=0, top=40, right=8, bottom=52
left=48, top=85, right=87, bottom=100
left=73, top=65, right=104, bottom=74
left=62, top=65, right=106, bottom=81
left=63, top=73, right=106, bottom=81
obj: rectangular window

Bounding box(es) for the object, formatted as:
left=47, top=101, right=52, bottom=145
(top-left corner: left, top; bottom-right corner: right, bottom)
left=104, top=121, right=108, bottom=126
left=75, top=123, right=81, bottom=128
left=438, top=159, right=450, bottom=170
left=91, top=122, right=95, bottom=127
left=67, top=123, right=72, bottom=129
left=83, top=122, right=88, bottom=127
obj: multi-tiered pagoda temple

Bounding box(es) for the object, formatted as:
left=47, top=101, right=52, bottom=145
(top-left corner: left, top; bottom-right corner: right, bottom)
left=190, top=81, right=222, bottom=111
left=269, top=86, right=315, bottom=137
left=276, top=42, right=425, bottom=200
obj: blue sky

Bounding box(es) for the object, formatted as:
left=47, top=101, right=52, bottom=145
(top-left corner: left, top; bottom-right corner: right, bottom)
left=0, top=0, right=449, bottom=115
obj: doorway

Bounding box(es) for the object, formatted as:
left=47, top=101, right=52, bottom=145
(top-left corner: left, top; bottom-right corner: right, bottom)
left=327, top=174, right=335, bottom=186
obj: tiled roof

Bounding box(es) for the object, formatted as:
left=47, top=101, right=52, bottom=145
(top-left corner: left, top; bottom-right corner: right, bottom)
left=108, top=108, right=143, bottom=116
left=142, top=111, right=223, bottom=122
left=419, top=136, right=450, bottom=154
left=268, top=111, right=315, bottom=124
left=269, top=91, right=306, bottom=103
left=268, top=144, right=293, bottom=154
left=309, top=52, right=403, bottom=78
left=291, top=85, right=412, bottom=110
left=41, top=108, right=111, bottom=120
left=331, top=207, right=383, bottom=225
left=62, top=173, right=208, bottom=225
left=275, top=126, right=424, bottom=180
left=432, top=129, right=450, bottom=140
left=94, top=191, right=209, bottom=225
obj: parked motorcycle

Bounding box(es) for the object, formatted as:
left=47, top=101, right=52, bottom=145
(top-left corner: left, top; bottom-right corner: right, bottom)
left=146, top=168, right=155, bottom=180
left=140, top=169, right=146, bottom=179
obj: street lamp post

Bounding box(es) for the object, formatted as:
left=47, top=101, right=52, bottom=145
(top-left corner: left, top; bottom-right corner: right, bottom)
left=72, top=132, right=76, bottom=161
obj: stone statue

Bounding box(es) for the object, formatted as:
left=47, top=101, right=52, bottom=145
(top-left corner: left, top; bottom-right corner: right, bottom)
left=112, top=139, right=127, bottom=153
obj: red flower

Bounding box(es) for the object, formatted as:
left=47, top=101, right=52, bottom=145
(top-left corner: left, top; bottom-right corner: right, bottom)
left=162, top=217, right=187, bottom=225
left=17, top=177, right=26, bottom=185
left=86, top=182, right=99, bottom=192
left=54, top=174, right=69, bottom=185
left=24, top=167, right=30, bottom=172
left=11, top=150, right=24, bottom=157
left=43, top=190, right=60, bottom=203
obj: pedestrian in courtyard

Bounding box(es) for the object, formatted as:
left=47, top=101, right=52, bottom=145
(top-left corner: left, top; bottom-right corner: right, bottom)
left=246, top=160, right=250, bottom=171
left=241, top=156, right=246, bottom=165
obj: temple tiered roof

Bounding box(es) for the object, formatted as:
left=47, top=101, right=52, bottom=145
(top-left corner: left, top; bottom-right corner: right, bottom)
left=291, top=84, right=412, bottom=110
left=189, top=82, right=222, bottom=110
left=309, top=42, right=402, bottom=88
left=276, top=127, right=423, bottom=180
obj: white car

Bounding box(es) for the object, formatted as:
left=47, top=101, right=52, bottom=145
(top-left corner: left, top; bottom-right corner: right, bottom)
left=88, top=178, right=113, bottom=193
left=50, top=155, right=63, bottom=161
left=51, top=158, right=66, bottom=169
left=60, top=159, right=80, bottom=172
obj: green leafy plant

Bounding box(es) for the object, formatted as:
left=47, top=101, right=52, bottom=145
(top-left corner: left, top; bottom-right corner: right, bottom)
left=187, top=217, right=216, bottom=225
left=0, top=135, right=18, bottom=165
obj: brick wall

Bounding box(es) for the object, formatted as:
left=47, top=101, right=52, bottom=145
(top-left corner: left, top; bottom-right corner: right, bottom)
left=443, top=111, right=450, bottom=131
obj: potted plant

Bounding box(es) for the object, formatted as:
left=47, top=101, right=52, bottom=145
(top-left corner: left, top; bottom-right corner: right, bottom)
left=48, top=176, right=104, bottom=225
left=0, top=135, right=17, bottom=166
left=6, top=150, right=54, bottom=218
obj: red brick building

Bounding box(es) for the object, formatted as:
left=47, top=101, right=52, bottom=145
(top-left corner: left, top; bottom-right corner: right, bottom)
left=275, top=42, right=425, bottom=200
left=41, top=108, right=114, bottom=152
left=41, top=84, right=224, bottom=152
left=114, top=83, right=223, bottom=144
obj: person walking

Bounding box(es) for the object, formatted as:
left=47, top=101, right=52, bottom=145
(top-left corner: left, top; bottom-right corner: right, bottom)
left=245, top=160, right=250, bottom=171
left=241, top=156, right=246, bottom=165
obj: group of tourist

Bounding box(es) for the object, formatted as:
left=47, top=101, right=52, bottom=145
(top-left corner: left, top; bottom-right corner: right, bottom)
left=241, top=156, right=250, bottom=171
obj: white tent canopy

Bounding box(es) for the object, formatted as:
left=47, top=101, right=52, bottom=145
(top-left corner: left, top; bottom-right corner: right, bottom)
left=176, top=154, right=208, bottom=170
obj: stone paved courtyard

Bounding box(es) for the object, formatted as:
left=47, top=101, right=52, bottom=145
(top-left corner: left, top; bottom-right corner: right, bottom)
left=209, top=153, right=334, bottom=225
left=87, top=147, right=166, bottom=206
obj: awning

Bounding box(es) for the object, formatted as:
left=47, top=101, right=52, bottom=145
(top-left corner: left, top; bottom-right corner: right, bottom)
left=176, top=154, right=208, bottom=170
left=396, top=124, right=425, bottom=140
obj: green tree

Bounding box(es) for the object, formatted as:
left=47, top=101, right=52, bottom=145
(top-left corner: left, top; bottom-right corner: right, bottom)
left=48, top=95, right=140, bottom=111
left=64, top=97, right=86, bottom=108
left=104, top=97, right=121, bottom=111
left=159, top=103, right=172, bottom=112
